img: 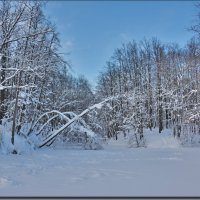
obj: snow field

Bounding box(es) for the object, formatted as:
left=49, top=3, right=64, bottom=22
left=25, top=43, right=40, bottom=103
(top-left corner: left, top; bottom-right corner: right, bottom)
left=0, top=130, right=200, bottom=197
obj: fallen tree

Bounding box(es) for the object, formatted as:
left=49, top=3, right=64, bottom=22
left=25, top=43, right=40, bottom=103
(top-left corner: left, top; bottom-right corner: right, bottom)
left=36, top=97, right=113, bottom=148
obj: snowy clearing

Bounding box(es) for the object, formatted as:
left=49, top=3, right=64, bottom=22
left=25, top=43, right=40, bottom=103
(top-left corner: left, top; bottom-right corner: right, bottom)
left=0, top=131, right=200, bottom=197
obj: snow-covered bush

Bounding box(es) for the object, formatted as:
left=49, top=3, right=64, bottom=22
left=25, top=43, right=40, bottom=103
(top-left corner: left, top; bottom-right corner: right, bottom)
left=179, top=124, right=200, bottom=147
left=0, top=121, right=34, bottom=154
left=128, top=130, right=146, bottom=148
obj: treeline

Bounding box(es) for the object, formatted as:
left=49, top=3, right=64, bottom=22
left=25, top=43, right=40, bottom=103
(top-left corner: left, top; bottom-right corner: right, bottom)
left=96, top=37, right=200, bottom=146
left=1, top=0, right=200, bottom=151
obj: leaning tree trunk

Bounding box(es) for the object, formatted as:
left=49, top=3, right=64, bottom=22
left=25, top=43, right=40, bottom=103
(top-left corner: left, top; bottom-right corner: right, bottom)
left=39, top=98, right=113, bottom=148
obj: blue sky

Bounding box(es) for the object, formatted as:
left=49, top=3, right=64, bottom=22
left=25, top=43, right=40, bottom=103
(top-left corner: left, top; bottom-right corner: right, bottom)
left=44, top=1, right=197, bottom=85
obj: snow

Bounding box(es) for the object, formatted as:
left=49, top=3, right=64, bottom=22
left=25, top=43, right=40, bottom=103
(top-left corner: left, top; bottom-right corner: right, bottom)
left=0, top=85, right=4, bottom=91
left=144, top=128, right=180, bottom=148
left=0, top=129, right=200, bottom=197
left=0, top=122, right=34, bottom=154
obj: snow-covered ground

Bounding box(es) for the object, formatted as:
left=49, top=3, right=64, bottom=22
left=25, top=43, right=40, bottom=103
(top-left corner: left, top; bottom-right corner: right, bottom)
left=0, top=130, right=200, bottom=197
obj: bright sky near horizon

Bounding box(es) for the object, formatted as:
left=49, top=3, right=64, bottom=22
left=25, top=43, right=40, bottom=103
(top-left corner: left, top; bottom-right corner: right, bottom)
left=44, top=1, right=197, bottom=86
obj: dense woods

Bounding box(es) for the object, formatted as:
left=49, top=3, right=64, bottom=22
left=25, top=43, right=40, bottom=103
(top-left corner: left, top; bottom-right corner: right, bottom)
left=96, top=37, right=200, bottom=147
left=1, top=0, right=200, bottom=153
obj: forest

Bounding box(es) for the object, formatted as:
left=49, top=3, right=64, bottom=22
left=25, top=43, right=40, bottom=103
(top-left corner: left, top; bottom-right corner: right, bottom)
left=0, top=0, right=200, bottom=154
